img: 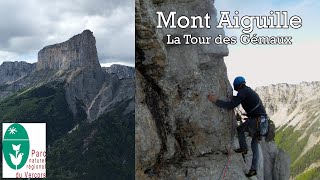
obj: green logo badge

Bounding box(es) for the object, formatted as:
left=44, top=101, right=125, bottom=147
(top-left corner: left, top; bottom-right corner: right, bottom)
left=3, top=123, right=30, bottom=170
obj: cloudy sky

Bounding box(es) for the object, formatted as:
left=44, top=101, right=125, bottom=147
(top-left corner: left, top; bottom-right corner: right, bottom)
left=0, top=0, right=134, bottom=67
left=215, top=0, right=320, bottom=88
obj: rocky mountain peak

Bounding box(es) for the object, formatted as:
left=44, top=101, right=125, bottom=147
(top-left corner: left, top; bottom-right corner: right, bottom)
left=0, top=61, right=36, bottom=85
left=103, top=64, right=135, bottom=79
left=37, top=29, right=100, bottom=71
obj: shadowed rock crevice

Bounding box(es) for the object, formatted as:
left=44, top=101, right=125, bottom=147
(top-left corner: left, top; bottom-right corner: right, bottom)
left=136, top=47, right=170, bottom=165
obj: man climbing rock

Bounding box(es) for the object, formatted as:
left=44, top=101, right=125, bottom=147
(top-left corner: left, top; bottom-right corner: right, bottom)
left=208, top=76, right=268, bottom=177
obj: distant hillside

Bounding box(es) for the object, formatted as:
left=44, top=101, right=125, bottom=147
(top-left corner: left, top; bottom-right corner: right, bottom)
left=256, top=81, right=320, bottom=127
left=256, top=81, right=320, bottom=179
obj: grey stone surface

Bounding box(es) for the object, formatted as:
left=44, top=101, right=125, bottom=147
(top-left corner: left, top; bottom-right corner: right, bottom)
left=273, top=149, right=291, bottom=180
left=261, top=139, right=290, bottom=180
left=37, top=30, right=100, bottom=71
left=104, top=64, right=135, bottom=79
left=64, top=66, right=135, bottom=121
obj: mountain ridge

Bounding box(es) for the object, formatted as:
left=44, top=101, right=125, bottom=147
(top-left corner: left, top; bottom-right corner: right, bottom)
left=0, top=61, right=36, bottom=85
left=256, top=81, right=320, bottom=179
left=103, top=64, right=135, bottom=79
left=255, top=81, right=320, bottom=127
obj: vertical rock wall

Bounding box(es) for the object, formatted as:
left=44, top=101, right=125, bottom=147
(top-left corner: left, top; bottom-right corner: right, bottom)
left=136, top=0, right=239, bottom=179
left=37, top=30, right=100, bottom=71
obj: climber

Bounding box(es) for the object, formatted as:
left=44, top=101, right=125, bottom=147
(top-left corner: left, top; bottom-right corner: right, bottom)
left=208, top=76, right=268, bottom=177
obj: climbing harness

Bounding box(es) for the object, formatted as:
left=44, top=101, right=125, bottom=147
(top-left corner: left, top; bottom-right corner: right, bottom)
left=246, top=100, right=261, bottom=115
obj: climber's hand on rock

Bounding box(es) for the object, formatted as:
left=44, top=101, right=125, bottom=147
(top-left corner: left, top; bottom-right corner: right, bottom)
left=208, top=93, right=218, bottom=103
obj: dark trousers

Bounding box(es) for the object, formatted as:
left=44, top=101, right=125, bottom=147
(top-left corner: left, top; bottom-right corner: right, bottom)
left=237, top=118, right=259, bottom=170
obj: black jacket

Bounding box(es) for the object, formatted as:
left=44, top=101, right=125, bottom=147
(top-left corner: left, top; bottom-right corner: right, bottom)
left=215, top=85, right=267, bottom=118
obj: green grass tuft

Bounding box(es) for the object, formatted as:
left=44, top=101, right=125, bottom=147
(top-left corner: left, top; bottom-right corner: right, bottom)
left=296, top=166, right=320, bottom=180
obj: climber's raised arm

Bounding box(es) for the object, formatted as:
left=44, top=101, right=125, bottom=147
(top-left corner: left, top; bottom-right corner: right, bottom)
left=208, top=92, right=245, bottom=110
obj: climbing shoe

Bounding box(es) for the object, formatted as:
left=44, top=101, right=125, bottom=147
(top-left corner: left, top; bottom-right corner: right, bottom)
left=245, top=169, right=257, bottom=177
left=234, top=148, right=247, bottom=154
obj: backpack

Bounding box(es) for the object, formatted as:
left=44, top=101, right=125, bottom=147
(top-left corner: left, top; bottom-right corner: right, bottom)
left=265, top=119, right=276, bottom=142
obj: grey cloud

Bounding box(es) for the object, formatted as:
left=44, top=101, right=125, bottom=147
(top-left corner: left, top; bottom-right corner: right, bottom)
left=0, top=0, right=134, bottom=65
left=39, top=0, right=132, bottom=17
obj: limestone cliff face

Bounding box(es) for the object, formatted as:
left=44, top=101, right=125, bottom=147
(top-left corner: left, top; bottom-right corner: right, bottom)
left=0, top=61, right=35, bottom=85
left=135, top=0, right=289, bottom=179
left=37, top=30, right=100, bottom=71
left=103, top=64, right=135, bottom=79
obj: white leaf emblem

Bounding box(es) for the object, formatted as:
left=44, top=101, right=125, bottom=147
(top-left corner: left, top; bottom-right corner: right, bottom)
left=10, top=144, right=24, bottom=170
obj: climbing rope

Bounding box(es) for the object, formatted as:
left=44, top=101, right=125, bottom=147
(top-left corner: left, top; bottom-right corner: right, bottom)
left=218, top=111, right=236, bottom=180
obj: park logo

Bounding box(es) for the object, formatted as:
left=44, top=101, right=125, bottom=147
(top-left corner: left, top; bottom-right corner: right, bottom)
left=2, top=123, right=46, bottom=178
left=3, top=124, right=30, bottom=170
